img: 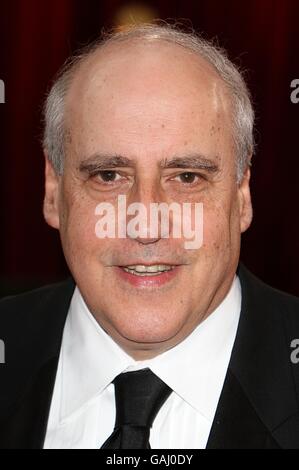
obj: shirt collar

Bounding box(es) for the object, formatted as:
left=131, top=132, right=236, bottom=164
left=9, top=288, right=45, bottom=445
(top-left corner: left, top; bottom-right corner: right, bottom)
left=60, top=276, right=241, bottom=422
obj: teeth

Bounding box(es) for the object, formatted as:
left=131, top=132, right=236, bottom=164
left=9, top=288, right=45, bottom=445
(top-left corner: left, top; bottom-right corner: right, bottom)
left=122, top=264, right=174, bottom=276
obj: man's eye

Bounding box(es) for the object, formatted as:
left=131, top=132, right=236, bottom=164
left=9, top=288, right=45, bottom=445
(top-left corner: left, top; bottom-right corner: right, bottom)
left=175, top=172, right=201, bottom=184
left=95, top=171, right=121, bottom=182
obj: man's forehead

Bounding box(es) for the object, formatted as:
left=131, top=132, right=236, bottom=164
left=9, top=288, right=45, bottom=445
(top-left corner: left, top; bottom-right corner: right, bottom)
left=66, top=39, right=228, bottom=107
left=64, top=39, right=233, bottom=165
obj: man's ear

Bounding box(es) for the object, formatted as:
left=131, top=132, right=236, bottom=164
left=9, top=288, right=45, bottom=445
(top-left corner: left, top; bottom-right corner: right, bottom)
left=43, top=152, right=60, bottom=229
left=238, top=167, right=253, bottom=233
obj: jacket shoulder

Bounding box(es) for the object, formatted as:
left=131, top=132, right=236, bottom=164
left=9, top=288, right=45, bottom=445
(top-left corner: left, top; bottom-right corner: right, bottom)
left=0, top=278, right=75, bottom=334
left=238, top=263, right=299, bottom=322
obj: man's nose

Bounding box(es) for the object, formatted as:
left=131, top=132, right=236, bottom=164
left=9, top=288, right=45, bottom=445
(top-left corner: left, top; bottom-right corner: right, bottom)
left=126, top=183, right=167, bottom=244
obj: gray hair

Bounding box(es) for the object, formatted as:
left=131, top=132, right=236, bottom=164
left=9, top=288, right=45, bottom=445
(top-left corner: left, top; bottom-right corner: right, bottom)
left=43, top=22, right=255, bottom=182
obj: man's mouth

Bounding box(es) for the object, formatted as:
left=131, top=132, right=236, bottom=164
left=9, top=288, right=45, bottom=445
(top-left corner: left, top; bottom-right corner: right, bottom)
left=121, top=264, right=176, bottom=277
left=114, top=263, right=181, bottom=287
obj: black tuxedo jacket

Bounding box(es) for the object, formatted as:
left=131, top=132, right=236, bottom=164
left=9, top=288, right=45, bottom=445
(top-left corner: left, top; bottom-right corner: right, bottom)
left=0, top=264, right=299, bottom=449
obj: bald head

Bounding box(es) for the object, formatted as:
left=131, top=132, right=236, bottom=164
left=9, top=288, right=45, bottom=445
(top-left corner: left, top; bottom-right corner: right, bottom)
left=43, top=24, right=254, bottom=182
left=64, top=40, right=233, bottom=175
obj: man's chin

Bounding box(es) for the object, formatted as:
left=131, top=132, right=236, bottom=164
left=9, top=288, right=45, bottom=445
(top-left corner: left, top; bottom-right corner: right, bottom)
left=107, top=320, right=187, bottom=357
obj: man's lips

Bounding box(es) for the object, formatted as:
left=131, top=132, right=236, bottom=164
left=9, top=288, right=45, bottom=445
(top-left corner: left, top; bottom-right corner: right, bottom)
left=117, top=261, right=180, bottom=267
left=114, top=264, right=182, bottom=288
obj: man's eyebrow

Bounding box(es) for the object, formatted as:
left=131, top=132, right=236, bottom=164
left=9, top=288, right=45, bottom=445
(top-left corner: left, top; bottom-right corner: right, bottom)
left=160, top=155, right=220, bottom=173
left=78, top=154, right=134, bottom=172
left=78, top=153, right=220, bottom=173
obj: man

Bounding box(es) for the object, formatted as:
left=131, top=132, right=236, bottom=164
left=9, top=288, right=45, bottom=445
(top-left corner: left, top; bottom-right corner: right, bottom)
left=0, top=23, right=299, bottom=449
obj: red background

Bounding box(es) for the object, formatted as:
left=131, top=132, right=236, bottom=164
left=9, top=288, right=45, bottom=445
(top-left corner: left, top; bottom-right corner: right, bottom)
left=1, top=0, right=299, bottom=296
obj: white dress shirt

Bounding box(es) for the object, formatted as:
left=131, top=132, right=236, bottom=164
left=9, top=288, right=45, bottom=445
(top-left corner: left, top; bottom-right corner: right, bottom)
left=44, top=276, right=241, bottom=449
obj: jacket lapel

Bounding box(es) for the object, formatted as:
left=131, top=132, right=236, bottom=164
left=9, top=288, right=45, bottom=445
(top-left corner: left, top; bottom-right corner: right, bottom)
left=206, top=369, right=280, bottom=449
left=0, top=357, right=59, bottom=449
left=207, top=264, right=299, bottom=449
left=0, top=278, right=75, bottom=449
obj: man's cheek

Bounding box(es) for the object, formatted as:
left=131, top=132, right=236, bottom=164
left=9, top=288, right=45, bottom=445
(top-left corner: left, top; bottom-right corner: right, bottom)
left=63, top=208, right=99, bottom=253
left=201, top=210, right=228, bottom=251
